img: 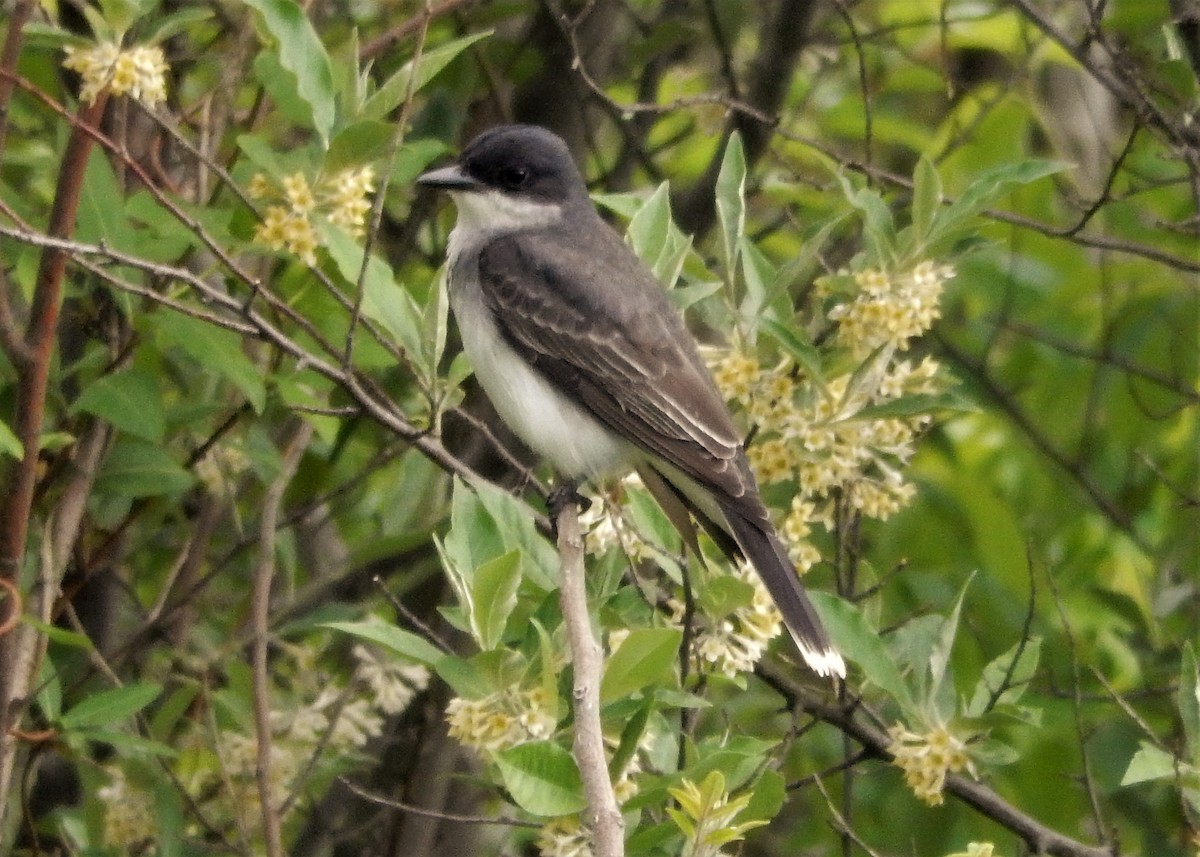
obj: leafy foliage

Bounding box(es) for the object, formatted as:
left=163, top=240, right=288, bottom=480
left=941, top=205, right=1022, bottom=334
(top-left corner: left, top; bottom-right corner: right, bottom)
left=0, top=0, right=1196, bottom=855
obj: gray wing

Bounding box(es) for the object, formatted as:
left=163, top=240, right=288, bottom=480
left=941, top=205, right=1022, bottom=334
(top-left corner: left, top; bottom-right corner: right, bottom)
left=475, top=227, right=762, bottom=519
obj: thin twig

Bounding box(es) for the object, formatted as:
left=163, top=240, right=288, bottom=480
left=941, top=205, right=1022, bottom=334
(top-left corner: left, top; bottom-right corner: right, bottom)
left=556, top=500, right=624, bottom=857
left=252, top=421, right=314, bottom=857
left=346, top=0, right=433, bottom=370
left=340, top=777, right=540, bottom=827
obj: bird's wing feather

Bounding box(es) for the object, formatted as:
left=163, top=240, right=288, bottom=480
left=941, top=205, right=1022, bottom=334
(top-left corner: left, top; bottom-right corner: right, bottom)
left=476, top=228, right=760, bottom=513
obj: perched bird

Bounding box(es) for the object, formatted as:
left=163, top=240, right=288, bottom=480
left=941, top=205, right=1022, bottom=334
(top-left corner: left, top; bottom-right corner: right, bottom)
left=418, top=125, right=844, bottom=678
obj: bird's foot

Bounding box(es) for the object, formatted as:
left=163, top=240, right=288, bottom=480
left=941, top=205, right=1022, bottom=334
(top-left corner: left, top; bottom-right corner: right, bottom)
left=547, top=482, right=592, bottom=528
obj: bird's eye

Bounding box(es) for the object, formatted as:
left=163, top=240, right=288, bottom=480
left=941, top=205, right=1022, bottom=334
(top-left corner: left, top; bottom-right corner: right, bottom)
left=498, top=166, right=529, bottom=189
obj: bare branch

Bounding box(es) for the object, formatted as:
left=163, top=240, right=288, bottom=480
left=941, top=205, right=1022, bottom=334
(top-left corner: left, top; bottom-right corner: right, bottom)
left=252, top=421, right=314, bottom=857
left=556, top=499, right=624, bottom=857
left=761, top=661, right=1118, bottom=857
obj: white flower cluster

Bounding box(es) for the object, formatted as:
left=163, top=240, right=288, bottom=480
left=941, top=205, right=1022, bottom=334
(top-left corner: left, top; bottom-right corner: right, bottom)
left=887, top=720, right=977, bottom=806
left=98, top=638, right=430, bottom=847
left=668, top=561, right=784, bottom=678
left=709, top=258, right=953, bottom=564
left=445, top=685, right=557, bottom=753
left=63, top=42, right=168, bottom=107
left=828, top=261, right=954, bottom=358
left=578, top=473, right=655, bottom=560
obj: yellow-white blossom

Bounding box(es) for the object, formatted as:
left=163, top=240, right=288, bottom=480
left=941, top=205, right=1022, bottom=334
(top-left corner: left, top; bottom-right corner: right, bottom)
left=98, top=768, right=156, bottom=848
left=829, top=262, right=954, bottom=358
left=537, top=816, right=593, bottom=857
left=63, top=42, right=168, bottom=107
left=887, top=720, right=977, bottom=806
left=250, top=166, right=377, bottom=262
left=353, top=643, right=431, bottom=715
left=445, top=685, right=557, bottom=753
left=670, top=561, right=783, bottom=678
left=254, top=203, right=320, bottom=265
left=579, top=473, right=654, bottom=560
left=322, top=166, right=376, bottom=236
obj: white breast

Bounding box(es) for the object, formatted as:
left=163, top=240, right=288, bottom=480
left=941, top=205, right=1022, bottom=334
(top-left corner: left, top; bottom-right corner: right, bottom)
left=446, top=205, right=630, bottom=479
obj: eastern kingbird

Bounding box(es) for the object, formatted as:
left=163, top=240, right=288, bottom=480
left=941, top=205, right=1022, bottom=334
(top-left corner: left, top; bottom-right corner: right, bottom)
left=418, top=125, right=844, bottom=678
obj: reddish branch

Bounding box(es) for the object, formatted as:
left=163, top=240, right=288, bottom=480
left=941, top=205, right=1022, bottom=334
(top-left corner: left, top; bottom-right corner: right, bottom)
left=0, top=87, right=109, bottom=839
left=0, top=92, right=109, bottom=579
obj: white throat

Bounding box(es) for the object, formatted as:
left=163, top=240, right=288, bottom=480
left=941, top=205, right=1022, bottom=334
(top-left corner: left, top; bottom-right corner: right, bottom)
left=446, top=189, right=563, bottom=257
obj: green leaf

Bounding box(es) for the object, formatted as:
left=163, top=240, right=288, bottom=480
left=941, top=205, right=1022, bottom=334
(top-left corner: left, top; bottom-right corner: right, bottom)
left=765, top=213, right=847, bottom=312
left=470, top=478, right=559, bottom=592
left=321, top=620, right=445, bottom=666
left=669, top=280, right=724, bottom=311
left=853, top=390, right=978, bottom=421
left=326, top=120, right=394, bottom=173
left=743, top=769, right=786, bottom=822
left=698, top=575, right=755, bottom=620
left=434, top=654, right=491, bottom=699
left=391, top=138, right=450, bottom=186
left=322, top=224, right=426, bottom=373
left=143, top=7, right=214, bottom=44
left=0, top=418, right=22, bottom=459
left=236, top=133, right=306, bottom=178
left=253, top=49, right=328, bottom=146
left=95, top=438, right=195, bottom=498
left=149, top=685, right=200, bottom=743
left=601, top=627, right=682, bottom=704
left=1180, top=643, right=1200, bottom=764
left=965, top=637, right=1041, bottom=717
left=494, top=741, right=587, bottom=817
left=23, top=618, right=94, bottom=649
left=609, top=698, right=652, bottom=780
left=1121, top=741, right=1180, bottom=786
left=532, top=618, right=561, bottom=722
left=242, top=0, right=335, bottom=147
left=760, top=318, right=824, bottom=383
left=714, top=131, right=746, bottom=280
left=933, top=158, right=1065, bottom=247
left=35, top=659, right=62, bottom=722
left=739, top=236, right=775, bottom=323
left=71, top=367, right=165, bottom=442
left=928, top=573, right=975, bottom=716
left=78, top=150, right=136, bottom=252
left=809, top=592, right=917, bottom=714
left=472, top=549, right=522, bottom=650
left=627, top=182, right=692, bottom=287
left=362, top=31, right=493, bottom=120
left=149, top=311, right=267, bottom=412
left=67, top=728, right=178, bottom=758
left=59, top=682, right=162, bottom=730
left=909, top=155, right=942, bottom=248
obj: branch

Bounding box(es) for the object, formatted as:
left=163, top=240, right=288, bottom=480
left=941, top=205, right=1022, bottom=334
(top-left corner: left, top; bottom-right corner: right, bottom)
left=0, top=92, right=110, bottom=834
left=252, top=421, right=314, bottom=857
left=760, top=661, right=1117, bottom=857
left=556, top=500, right=624, bottom=857
left=935, top=332, right=1138, bottom=541
left=671, top=0, right=819, bottom=237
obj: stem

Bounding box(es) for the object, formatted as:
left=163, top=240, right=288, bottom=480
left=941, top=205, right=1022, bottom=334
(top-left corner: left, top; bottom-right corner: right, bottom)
left=0, top=92, right=109, bottom=833
left=555, top=501, right=624, bottom=857
left=251, top=421, right=313, bottom=857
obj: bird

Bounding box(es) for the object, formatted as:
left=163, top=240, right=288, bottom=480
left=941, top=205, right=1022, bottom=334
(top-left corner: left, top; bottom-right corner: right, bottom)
left=418, top=124, right=844, bottom=679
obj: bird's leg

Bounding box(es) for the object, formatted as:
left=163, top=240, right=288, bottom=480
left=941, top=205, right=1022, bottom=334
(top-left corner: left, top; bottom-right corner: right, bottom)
left=547, top=480, right=592, bottom=532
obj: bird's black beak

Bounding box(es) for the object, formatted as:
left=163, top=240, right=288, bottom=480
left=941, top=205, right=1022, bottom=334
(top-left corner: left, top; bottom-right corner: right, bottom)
left=417, top=164, right=480, bottom=191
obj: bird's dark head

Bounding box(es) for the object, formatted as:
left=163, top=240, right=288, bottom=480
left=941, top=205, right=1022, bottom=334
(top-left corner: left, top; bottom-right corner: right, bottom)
left=417, top=125, right=588, bottom=208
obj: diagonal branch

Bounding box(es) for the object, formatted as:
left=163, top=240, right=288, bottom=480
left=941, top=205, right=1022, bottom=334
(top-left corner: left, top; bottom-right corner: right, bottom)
left=760, top=660, right=1117, bottom=857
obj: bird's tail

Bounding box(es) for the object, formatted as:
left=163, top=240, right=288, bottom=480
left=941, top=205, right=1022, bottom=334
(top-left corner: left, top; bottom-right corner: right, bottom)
left=723, top=509, right=845, bottom=679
